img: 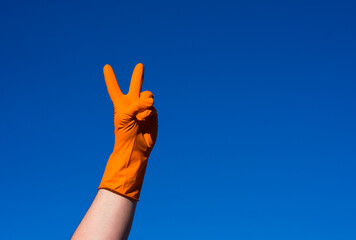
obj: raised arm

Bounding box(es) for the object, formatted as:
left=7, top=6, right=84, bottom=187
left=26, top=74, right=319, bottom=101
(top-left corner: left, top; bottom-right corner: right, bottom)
left=72, top=63, right=158, bottom=240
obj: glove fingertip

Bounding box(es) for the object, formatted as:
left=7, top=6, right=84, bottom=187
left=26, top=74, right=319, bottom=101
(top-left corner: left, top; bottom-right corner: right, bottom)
left=142, top=97, right=154, bottom=107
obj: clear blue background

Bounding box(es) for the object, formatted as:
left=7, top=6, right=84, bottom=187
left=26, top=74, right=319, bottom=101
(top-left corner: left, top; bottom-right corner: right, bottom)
left=1, top=0, right=355, bottom=239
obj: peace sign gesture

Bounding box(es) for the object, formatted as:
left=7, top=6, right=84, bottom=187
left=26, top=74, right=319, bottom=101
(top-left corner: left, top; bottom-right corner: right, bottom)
left=99, top=63, right=158, bottom=201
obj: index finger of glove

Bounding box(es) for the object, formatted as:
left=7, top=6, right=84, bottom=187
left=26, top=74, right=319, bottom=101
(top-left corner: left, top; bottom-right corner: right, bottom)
left=103, top=64, right=124, bottom=105
left=128, top=63, right=144, bottom=98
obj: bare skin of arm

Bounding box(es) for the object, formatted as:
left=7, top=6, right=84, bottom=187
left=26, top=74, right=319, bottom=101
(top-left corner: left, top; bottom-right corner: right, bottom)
left=71, top=189, right=137, bottom=240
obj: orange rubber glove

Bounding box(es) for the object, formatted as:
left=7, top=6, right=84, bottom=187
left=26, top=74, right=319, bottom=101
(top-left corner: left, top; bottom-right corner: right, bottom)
left=98, top=63, right=158, bottom=201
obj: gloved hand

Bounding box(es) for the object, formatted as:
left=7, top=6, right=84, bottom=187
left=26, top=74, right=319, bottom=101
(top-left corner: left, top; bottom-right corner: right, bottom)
left=98, top=63, right=158, bottom=201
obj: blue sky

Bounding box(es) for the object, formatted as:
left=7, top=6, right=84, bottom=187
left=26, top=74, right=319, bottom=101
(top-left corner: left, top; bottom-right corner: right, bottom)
left=0, top=0, right=355, bottom=239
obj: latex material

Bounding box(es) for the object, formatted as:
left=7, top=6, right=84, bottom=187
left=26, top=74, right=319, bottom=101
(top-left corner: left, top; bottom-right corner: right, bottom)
left=98, top=63, right=158, bottom=201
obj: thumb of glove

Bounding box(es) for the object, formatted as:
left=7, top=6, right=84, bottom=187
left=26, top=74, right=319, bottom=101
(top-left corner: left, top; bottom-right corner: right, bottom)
left=127, top=96, right=154, bottom=118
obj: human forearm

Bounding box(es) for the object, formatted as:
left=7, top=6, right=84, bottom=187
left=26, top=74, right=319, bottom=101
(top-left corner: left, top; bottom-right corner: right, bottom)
left=72, top=189, right=137, bottom=240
